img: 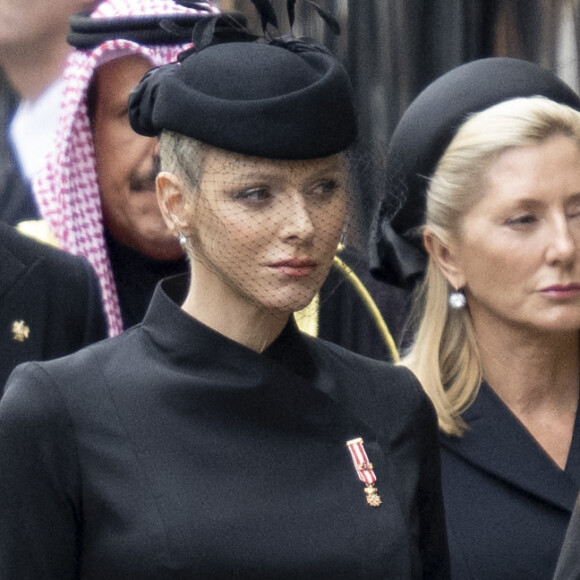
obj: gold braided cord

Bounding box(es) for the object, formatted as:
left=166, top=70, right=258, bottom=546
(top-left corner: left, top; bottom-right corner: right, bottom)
left=331, top=255, right=400, bottom=362
left=294, top=292, right=319, bottom=337
left=16, top=220, right=59, bottom=247
left=295, top=254, right=400, bottom=362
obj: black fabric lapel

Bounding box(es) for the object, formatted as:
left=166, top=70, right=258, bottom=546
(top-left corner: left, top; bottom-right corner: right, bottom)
left=441, top=382, right=580, bottom=513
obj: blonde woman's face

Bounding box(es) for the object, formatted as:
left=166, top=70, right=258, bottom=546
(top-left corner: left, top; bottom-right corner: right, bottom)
left=451, top=134, right=580, bottom=335
left=185, top=148, right=348, bottom=314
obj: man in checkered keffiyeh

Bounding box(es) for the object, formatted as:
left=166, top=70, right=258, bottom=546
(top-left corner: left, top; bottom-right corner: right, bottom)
left=33, top=0, right=219, bottom=336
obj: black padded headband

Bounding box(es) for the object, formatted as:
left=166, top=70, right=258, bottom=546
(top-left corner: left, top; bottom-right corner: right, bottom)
left=371, top=57, right=580, bottom=288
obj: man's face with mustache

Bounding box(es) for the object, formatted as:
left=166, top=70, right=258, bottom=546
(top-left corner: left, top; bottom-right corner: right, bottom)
left=92, top=54, right=183, bottom=261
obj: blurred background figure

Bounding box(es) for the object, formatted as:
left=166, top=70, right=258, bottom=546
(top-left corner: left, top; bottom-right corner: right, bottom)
left=32, top=0, right=219, bottom=336
left=0, top=0, right=97, bottom=224
left=553, top=495, right=580, bottom=580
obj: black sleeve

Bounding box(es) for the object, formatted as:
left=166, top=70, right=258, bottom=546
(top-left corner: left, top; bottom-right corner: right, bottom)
left=413, top=383, right=451, bottom=579
left=0, top=363, right=80, bottom=579
left=380, top=367, right=450, bottom=579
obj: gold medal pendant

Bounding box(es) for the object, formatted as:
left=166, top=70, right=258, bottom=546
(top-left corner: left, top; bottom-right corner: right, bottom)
left=346, top=438, right=381, bottom=507
left=12, top=320, right=30, bottom=342
left=364, top=485, right=382, bottom=507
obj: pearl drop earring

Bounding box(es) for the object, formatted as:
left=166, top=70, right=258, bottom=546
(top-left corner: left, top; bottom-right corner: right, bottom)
left=448, top=289, right=466, bottom=310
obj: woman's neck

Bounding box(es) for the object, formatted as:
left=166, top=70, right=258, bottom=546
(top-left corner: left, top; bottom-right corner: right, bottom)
left=473, top=316, right=579, bottom=469
left=475, top=320, right=579, bottom=410
left=182, top=263, right=291, bottom=353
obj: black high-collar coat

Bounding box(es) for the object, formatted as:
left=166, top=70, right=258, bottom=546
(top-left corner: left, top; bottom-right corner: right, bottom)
left=0, top=275, right=449, bottom=579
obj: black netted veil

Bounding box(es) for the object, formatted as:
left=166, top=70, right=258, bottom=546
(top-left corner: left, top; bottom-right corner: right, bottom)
left=127, top=7, right=396, bottom=357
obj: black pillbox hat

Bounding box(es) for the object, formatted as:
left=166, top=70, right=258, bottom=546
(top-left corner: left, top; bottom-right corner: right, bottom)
left=129, top=41, right=358, bottom=160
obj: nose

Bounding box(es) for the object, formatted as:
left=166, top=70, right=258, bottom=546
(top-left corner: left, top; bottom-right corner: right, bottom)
left=546, top=216, right=577, bottom=267
left=279, top=192, right=315, bottom=244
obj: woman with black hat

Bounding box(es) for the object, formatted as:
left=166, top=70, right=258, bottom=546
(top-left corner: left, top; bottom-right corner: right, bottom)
left=0, top=14, right=449, bottom=580
left=372, top=58, right=580, bottom=579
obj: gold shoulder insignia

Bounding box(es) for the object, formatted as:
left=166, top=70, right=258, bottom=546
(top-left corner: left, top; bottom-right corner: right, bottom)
left=12, top=320, right=30, bottom=342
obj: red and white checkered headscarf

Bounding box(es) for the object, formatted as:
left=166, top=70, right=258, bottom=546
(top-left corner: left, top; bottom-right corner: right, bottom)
left=33, top=0, right=218, bottom=336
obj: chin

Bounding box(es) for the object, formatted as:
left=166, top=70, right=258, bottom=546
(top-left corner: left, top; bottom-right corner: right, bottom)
left=263, top=288, right=319, bottom=315
left=525, top=316, right=580, bottom=336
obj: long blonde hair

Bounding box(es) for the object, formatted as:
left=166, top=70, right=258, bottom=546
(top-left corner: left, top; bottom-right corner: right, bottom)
left=403, top=96, right=580, bottom=436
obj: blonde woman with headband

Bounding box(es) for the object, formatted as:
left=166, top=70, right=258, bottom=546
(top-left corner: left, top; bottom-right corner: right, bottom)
left=372, top=57, right=580, bottom=580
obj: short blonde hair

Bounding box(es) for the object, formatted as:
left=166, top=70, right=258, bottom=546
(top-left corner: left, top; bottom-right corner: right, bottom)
left=159, top=130, right=206, bottom=191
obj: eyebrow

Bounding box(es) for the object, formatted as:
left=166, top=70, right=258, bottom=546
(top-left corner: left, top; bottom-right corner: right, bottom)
left=506, top=192, right=580, bottom=211
left=231, top=165, right=345, bottom=183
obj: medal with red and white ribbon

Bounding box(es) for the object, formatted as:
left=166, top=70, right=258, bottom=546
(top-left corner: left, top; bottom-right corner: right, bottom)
left=346, top=437, right=382, bottom=507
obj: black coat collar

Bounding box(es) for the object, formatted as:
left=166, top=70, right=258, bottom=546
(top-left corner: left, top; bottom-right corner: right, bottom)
left=441, top=382, right=580, bottom=513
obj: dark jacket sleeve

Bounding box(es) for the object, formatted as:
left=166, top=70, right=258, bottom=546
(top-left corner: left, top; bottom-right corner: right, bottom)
left=553, top=497, right=580, bottom=580
left=393, top=368, right=450, bottom=579
left=0, top=362, right=80, bottom=579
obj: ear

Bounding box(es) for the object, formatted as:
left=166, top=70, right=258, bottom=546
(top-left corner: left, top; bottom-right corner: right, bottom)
left=423, top=227, right=466, bottom=290
left=156, top=172, right=189, bottom=235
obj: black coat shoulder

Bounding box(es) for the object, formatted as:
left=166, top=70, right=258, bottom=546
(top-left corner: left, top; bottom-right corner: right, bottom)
left=1, top=221, right=86, bottom=270
left=300, top=332, right=431, bottom=428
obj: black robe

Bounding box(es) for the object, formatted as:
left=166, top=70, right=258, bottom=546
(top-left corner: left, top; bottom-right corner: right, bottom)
left=105, top=231, right=188, bottom=330
left=0, top=275, right=449, bottom=579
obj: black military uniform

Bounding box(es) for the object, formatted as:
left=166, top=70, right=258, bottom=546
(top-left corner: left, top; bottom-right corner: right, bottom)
left=0, top=222, right=106, bottom=390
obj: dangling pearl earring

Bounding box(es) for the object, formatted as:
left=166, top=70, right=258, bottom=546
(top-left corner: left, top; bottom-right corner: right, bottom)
left=178, top=233, right=188, bottom=248
left=448, top=288, right=466, bottom=310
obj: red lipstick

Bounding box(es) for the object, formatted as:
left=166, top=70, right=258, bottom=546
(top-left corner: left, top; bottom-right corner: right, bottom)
left=541, top=284, right=580, bottom=299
